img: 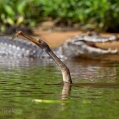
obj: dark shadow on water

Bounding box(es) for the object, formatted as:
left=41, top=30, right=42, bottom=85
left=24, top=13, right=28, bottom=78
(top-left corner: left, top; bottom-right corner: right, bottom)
left=72, top=83, right=119, bottom=88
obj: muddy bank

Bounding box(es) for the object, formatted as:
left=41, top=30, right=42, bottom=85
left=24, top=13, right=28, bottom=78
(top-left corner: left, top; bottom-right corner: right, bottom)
left=33, top=30, right=82, bottom=48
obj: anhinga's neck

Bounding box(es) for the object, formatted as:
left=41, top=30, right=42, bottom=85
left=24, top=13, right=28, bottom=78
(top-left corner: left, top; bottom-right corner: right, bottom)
left=46, top=48, right=72, bottom=84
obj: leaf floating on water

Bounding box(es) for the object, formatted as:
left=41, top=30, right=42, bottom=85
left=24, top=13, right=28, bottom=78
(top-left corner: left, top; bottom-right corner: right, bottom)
left=82, top=100, right=91, bottom=104
left=32, top=99, right=69, bottom=103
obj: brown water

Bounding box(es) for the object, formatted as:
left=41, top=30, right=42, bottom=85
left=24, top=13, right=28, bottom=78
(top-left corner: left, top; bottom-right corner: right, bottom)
left=0, top=56, right=119, bottom=119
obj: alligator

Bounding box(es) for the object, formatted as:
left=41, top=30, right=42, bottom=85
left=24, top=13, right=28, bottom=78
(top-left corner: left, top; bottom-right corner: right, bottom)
left=55, top=31, right=119, bottom=58
left=0, top=31, right=118, bottom=59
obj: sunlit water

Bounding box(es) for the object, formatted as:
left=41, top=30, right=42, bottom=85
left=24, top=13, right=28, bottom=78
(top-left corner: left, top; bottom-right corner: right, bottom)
left=0, top=56, right=119, bottom=119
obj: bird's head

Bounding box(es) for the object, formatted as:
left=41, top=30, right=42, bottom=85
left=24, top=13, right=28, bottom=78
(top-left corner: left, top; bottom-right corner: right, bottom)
left=12, top=31, right=50, bottom=52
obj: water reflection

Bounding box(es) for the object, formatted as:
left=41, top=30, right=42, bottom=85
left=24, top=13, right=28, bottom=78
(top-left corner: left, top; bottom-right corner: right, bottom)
left=0, top=56, right=53, bottom=68
left=0, top=56, right=119, bottom=119
left=48, top=81, right=119, bottom=101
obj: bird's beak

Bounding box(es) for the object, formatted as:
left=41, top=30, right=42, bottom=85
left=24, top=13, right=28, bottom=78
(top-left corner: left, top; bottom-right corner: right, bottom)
left=12, top=31, right=41, bottom=46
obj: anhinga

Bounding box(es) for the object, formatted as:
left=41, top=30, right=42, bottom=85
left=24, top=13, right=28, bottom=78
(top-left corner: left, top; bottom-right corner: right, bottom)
left=12, top=31, right=73, bottom=84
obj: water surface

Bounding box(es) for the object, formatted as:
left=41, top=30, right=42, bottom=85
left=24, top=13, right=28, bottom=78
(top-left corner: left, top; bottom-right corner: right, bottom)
left=0, top=56, right=119, bottom=119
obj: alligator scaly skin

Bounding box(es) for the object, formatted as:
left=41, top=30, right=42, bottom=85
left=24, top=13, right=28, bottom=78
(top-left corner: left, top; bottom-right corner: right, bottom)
left=0, top=36, right=49, bottom=57
left=72, top=31, right=118, bottom=42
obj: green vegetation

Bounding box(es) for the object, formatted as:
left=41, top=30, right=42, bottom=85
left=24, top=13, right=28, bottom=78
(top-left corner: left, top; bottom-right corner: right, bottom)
left=1, top=0, right=119, bottom=32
